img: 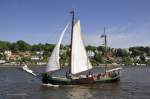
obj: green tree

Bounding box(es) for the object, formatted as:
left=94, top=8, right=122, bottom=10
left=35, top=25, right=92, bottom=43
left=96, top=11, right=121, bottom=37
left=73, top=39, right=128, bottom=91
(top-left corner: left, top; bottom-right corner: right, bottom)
left=97, top=46, right=105, bottom=52
left=43, top=43, right=55, bottom=52
left=86, top=45, right=96, bottom=52
left=116, top=48, right=128, bottom=57
left=129, top=46, right=145, bottom=57
left=122, top=57, right=132, bottom=65
left=0, top=41, right=11, bottom=52
left=140, top=55, right=145, bottom=63
left=94, top=53, right=103, bottom=63
left=12, top=40, right=31, bottom=52
left=31, top=43, right=45, bottom=51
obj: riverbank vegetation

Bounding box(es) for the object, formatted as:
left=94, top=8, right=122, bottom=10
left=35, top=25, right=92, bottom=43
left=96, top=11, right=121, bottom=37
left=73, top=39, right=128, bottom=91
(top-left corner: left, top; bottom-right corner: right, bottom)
left=0, top=40, right=149, bottom=66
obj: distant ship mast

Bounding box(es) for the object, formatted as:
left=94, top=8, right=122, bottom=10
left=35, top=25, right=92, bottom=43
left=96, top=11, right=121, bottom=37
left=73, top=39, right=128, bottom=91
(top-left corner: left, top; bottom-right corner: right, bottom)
left=104, top=27, right=107, bottom=73
left=101, top=27, right=107, bottom=72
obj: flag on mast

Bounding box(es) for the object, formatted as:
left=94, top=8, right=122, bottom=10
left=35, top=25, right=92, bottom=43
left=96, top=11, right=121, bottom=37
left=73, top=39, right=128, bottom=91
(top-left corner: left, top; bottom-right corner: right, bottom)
left=100, top=27, right=107, bottom=45
left=100, top=34, right=106, bottom=38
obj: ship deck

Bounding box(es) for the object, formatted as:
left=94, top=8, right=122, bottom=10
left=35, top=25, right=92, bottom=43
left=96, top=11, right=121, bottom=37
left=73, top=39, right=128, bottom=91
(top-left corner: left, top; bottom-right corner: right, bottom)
left=46, top=67, right=118, bottom=77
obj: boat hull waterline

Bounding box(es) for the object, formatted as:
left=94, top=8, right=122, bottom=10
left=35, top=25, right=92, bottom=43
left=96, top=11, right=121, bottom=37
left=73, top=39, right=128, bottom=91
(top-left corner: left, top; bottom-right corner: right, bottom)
left=42, top=74, right=120, bottom=85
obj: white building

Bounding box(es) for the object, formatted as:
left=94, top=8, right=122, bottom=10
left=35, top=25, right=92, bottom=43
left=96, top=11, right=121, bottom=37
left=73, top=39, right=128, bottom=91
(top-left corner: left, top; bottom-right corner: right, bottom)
left=31, top=56, right=40, bottom=60
left=36, top=51, right=44, bottom=55
left=87, top=50, right=95, bottom=57
left=4, top=50, right=12, bottom=60
left=0, top=60, right=5, bottom=64
left=145, top=56, right=150, bottom=61
left=4, top=50, right=12, bottom=56
left=134, top=56, right=140, bottom=60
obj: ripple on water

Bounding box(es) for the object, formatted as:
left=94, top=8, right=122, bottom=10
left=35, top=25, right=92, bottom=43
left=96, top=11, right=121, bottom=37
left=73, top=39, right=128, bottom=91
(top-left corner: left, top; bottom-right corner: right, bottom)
left=0, top=66, right=150, bottom=99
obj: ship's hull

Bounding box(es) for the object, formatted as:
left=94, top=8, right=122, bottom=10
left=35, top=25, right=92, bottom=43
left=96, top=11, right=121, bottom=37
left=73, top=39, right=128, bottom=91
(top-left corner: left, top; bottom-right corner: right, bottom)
left=42, top=74, right=120, bottom=85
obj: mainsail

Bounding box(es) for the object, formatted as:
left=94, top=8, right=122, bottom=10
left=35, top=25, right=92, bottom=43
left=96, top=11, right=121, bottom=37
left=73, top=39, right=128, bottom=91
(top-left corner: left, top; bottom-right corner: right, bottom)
left=71, top=20, right=92, bottom=74
left=45, top=24, right=69, bottom=72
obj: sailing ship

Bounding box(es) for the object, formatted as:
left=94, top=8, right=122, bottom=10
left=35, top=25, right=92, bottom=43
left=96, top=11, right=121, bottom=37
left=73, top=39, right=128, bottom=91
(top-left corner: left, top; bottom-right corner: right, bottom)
left=42, top=11, right=122, bottom=85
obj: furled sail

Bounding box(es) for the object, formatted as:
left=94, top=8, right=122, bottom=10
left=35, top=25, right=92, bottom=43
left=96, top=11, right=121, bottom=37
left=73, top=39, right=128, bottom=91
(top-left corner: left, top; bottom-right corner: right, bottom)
left=45, top=24, right=69, bottom=72
left=71, top=20, right=92, bottom=74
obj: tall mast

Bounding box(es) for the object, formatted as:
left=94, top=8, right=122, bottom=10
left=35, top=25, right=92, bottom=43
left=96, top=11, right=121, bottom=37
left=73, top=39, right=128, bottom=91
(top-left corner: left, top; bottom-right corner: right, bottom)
left=69, top=10, right=75, bottom=73
left=104, top=27, right=107, bottom=73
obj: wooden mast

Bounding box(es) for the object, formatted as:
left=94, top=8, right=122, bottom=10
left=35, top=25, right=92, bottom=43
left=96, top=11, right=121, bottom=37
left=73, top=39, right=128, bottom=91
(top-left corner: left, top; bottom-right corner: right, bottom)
left=104, top=27, right=107, bottom=73
left=69, top=10, right=75, bottom=74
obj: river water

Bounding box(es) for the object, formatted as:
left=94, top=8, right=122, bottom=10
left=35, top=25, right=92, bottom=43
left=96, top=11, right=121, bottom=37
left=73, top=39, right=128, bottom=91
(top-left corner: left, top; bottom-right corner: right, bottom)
left=0, top=66, right=150, bottom=99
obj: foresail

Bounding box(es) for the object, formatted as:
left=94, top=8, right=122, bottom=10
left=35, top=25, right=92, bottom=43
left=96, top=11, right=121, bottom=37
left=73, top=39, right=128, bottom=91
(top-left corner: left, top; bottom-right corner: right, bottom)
left=45, top=24, right=69, bottom=72
left=71, top=21, right=92, bottom=74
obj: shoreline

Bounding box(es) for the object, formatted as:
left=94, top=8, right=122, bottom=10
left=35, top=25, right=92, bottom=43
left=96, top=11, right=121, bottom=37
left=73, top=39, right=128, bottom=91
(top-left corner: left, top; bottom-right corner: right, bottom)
left=0, top=64, right=45, bottom=68
left=0, top=64, right=149, bottom=68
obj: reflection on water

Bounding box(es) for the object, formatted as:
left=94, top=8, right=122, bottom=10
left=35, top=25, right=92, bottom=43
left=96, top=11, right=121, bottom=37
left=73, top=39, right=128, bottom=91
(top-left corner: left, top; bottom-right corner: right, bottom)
left=0, top=66, right=150, bottom=99
left=66, top=86, right=92, bottom=99
left=66, top=83, right=121, bottom=99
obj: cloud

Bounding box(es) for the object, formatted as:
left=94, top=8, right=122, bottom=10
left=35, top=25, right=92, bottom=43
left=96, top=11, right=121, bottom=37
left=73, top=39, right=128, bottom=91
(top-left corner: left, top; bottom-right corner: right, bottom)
left=0, top=21, right=149, bottom=48
left=83, top=21, right=150, bottom=48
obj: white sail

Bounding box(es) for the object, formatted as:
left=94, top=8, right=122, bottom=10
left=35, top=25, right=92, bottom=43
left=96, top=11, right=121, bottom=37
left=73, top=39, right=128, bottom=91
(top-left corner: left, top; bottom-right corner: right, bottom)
left=71, top=20, right=92, bottom=74
left=45, top=24, right=69, bottom=72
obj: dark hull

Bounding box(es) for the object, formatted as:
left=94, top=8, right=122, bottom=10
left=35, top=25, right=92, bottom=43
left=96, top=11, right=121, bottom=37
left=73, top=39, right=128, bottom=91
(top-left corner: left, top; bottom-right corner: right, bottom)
left=42, top=67, right=122, bottom=85
left=42, top=75, right=120, bottom=85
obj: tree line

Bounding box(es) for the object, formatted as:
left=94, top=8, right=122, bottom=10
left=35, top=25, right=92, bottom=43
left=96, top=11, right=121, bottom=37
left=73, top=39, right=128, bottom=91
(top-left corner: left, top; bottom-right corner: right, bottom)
left=0, top=40, right=54, bottom=52
left=0, top=40, right=150, bottom=65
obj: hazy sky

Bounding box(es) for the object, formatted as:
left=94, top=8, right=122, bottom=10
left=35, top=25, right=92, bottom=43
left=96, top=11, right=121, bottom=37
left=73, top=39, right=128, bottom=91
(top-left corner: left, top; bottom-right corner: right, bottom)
left=0, top=0, right=150, bottom=48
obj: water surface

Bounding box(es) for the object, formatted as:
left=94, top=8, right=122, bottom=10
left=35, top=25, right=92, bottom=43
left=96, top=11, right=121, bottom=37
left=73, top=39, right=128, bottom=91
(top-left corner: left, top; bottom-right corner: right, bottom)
left=0, top=66, right=150, bottom=99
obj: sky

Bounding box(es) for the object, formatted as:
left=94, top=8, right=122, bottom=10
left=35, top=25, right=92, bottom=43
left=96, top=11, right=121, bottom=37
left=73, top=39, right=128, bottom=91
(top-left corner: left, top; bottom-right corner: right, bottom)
left=0, top=0, right=150, bottom=48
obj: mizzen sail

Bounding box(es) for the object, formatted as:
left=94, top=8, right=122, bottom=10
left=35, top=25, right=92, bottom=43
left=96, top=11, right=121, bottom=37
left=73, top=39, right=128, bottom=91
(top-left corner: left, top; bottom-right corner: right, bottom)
left=71, top=21, right=92, bottom=74
left=45, top=24, right=69, bottom=72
